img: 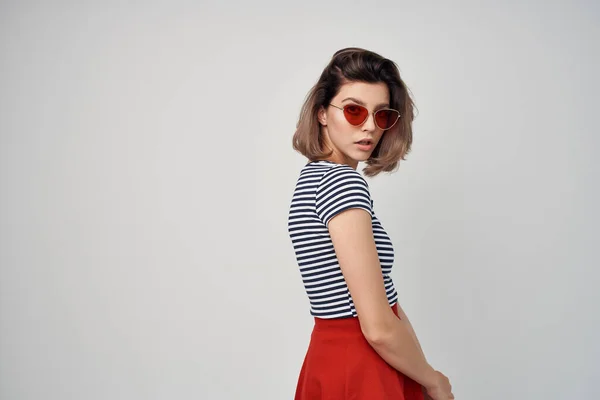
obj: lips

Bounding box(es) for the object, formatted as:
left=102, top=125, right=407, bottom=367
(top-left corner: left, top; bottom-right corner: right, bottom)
left=355, top=139, right=374, bottom=151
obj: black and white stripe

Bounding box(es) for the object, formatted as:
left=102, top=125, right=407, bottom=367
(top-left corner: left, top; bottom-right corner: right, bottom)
left=288, top=160, right=398, bottom=319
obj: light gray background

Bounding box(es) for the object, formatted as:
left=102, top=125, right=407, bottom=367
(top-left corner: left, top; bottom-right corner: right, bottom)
left=1, top=1, right=598, bottom=399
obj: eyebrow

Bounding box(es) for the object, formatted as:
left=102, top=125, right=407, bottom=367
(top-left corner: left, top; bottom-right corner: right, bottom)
left=341, top=97, right=389, bottom=109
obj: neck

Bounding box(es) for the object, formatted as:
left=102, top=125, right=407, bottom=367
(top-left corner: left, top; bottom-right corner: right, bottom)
left=320, top=131, right=358, bottom=170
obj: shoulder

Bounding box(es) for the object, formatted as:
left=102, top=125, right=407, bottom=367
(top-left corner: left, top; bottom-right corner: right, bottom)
left=317, top=164, right=370, bottom=193
left=315, top=165, right=372, bottom=226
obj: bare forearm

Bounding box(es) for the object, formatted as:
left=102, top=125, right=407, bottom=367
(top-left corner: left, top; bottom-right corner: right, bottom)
left=396, top=306, right=435, bottom=399
left=396, top=307, right=427, bottom=361
left=366, top=318, right=437, bottom=389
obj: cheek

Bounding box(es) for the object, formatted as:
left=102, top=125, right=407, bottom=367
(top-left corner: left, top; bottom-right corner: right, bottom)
left=329, top=113, right=352, bottom=137
left=371, top=134, right=384, bottom=149
left=330, top=112, right=346, bottom=128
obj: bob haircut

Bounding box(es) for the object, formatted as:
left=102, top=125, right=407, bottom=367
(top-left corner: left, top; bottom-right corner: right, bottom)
left=293, top=47, right=416, bottom=177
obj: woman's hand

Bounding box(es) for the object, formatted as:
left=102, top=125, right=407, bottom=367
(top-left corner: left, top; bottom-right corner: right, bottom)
left=422, top=385, right=434, bottom=400
left=424, top=370, right=454, bottom=400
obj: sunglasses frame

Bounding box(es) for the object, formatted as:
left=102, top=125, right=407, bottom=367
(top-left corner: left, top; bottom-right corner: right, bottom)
left=329, top=103, right=401, bottom=131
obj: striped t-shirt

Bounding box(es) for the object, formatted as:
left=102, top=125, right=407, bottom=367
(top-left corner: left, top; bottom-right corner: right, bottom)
left=287, top=160, right=398, bottom=319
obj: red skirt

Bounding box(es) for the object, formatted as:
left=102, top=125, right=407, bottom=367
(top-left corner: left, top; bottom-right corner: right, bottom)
left=295, top=303, right=425, bottom=400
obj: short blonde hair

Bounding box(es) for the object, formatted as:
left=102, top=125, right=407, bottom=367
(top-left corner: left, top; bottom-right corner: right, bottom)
left=293, top=47, right=416, bottom=177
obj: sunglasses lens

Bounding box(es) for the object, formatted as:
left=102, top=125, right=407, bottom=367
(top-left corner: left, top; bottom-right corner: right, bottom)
left=375, top=109, right=400, bottom=130
left=343, top=105, right=369, bottom=126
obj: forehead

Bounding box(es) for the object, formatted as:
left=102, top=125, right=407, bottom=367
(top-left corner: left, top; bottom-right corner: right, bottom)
left=333, top=81, right=390, bottom=105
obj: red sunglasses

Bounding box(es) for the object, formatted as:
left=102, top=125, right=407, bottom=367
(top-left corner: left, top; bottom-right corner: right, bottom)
left=329, top=103, right=401, bottom=131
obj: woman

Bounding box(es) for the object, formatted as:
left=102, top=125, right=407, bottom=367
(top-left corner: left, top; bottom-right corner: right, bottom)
left=287, top=48, right=455, bottom=400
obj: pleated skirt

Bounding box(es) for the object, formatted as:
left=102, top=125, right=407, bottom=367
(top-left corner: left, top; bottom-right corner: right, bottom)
left=294, top=303, right=425, bottom=400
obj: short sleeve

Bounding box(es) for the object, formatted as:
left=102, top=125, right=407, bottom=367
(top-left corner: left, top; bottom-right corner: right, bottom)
left=315, top=165, right=372, bottom=227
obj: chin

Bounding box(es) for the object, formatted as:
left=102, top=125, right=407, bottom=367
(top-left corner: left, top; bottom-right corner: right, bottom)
left=349, top=152, right=372, bottom=163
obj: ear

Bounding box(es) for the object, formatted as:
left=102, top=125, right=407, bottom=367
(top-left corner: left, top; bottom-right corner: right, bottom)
left=317, top=106, right=327, bottom=126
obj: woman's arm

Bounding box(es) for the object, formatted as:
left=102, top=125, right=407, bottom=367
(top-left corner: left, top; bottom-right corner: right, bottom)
left=327, top=208, right=437, bottom=390
left=396, top=302, right=435, bottom=399
left=396, top=303, right=427, bottom=361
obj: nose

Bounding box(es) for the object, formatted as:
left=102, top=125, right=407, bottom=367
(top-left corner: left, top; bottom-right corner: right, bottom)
left=361, top=112, right=377, bottom=131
